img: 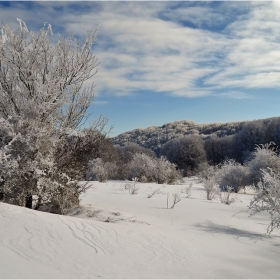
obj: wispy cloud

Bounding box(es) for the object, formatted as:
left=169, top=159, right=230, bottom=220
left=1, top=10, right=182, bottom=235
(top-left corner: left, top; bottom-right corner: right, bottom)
left=217, top=91, right=256, bottom=100
left=1, top=1, right=280, bottom=100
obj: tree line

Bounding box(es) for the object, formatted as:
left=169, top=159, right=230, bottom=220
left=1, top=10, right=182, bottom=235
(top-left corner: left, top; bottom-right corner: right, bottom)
left=113, top=117, right=280, bottom=160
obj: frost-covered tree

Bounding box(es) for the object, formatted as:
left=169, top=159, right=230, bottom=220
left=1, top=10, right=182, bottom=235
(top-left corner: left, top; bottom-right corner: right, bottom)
left=0, top=116, right=98, bottom=213
left=127, top=153, right=155, bottom=182
left=0, top=20, right=106, bottom=214
left=86, top=158, right=118, bottom=182
left=264, top=118, right=280, bottom=147
left=234, top=121, right=266, bottom=162
left=0, top=19, right=99, bottom=128
left=153, top=156, right=182, bottom=184
left=91, top=138, right=119, bottom=163
left=204, top=135, right=235, bottom=164
left=249, top=168, right=280, bottom=233
left=161, top=134, right=206, bottom=176
left=246, top=142, right=280, bottom=187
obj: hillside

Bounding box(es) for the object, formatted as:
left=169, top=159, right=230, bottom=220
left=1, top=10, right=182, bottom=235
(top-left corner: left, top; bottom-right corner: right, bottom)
left=112, top=117, right=280, bottom=155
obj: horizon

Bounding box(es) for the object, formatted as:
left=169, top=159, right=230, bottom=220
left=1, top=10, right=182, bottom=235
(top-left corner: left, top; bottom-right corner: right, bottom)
left=1, top=1, right=280, bottom=136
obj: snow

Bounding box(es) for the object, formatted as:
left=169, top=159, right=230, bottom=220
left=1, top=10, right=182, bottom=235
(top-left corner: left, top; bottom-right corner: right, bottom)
left=1, top=177, right=280, bottom=278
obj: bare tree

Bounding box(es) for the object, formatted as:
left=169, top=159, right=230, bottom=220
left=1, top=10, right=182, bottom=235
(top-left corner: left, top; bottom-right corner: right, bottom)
left=170, top=192, right=181, bottom=209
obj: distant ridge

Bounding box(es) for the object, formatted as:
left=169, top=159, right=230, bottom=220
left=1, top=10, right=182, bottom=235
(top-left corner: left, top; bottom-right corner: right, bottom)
left=112, top=117, right=280, bottom=155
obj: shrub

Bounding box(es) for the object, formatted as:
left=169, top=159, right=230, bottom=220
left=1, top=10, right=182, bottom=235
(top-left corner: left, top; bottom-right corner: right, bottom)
left=127, top=153, right=155, bottom=182
left=198, top=162, right=216, bottom=181
left=246, top=142, right=280, bottom=187
left=203, top=177, right=220, bottom=200
left=117, top=143, right=156, bottom=164
left=181, top=183, right=192, bottom=198
left=216, top=159, right=249, bottom=193
left=249, top=168, right=280, bottom=233
left=147, top=186, right=166, bottom=198
left=87, top=158, right=118, bottom=182
left=125, top=178, right=139, bottom=195
left=127, top=153, right=182, bottom=184
left=170, top=192, right=181, bottom=209
left=198, top=164, right=220, bottom=200
left=153, top=156, right=182, bottom=184
left=219, top=186, right=240, bottom=205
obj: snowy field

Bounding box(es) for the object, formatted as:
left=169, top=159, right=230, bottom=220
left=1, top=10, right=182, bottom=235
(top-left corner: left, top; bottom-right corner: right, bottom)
left=1, top=177, right=280, bottom=279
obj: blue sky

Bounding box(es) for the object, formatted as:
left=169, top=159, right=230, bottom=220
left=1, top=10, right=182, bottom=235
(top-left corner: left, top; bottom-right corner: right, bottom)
left=1, top=1, right=280, bottom=136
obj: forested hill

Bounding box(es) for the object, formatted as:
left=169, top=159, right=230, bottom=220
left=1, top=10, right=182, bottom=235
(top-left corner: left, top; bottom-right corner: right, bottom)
left=112, top=117, right=280, bottom=155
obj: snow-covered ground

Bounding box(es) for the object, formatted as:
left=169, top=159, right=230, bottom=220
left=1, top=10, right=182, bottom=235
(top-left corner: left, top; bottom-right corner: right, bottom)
left=1, top=177, right=280, bottom=278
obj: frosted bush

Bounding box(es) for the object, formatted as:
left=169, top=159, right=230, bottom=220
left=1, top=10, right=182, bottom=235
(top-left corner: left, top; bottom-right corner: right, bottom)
left=87, top=158, right=108, bottom=182
left=181, top=183, right=192, bottom=198
left=198, top=163, right=216, bottom=181
left=87, top=158, right=117, bottom=182
left=247, top=142, right=280, bottom=187
left=203, top=177, right=220, bottom=200
left=198, top=164, right=220, bottom=200
left=127, top=153, right=155, bottom=182
left=216, top=159, right=249, bottom=193
left=124, top=177, right=139, bottom=195
left=147, top=186, right=166, bottom=198
left=249, top=168, right=280, bottom=233
left=154, top=156, right=182, bottom=184
left=170, top=192, right=181, bottom=209
left=219, top=186, right=240, bottom=205
left=127, top=153, right=182, bottom=184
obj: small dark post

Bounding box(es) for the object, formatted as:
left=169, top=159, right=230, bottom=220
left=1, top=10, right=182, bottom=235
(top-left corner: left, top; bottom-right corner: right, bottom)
left=0, top=176, right=4, bottom=201
left=25, top=194, right=33, bottom=209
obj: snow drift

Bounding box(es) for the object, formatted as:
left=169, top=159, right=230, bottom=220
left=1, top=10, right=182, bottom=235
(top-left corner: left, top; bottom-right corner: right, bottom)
left=0, top=178, right=280, bottom=278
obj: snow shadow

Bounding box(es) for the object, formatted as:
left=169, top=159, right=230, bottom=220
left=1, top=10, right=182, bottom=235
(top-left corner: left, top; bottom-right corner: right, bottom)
left=194, top=220, right=274, bottom=243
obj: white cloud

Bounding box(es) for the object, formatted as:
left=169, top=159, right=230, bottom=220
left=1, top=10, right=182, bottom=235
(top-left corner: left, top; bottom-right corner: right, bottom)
left=217, top=91, right=255, bottom=99
left=1, top=1, right=280, bottom=99
left=161, top=5, right=227, bottom=28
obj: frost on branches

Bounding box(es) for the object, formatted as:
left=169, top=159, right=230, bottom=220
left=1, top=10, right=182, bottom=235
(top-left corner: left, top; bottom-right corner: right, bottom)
left=0, top=20, right=107, bottom=214
left=127, top=153, right=182, bottom=184
left=0, top=19, right=99, bottom=128
left=249, top=168, right=280, bottom=234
